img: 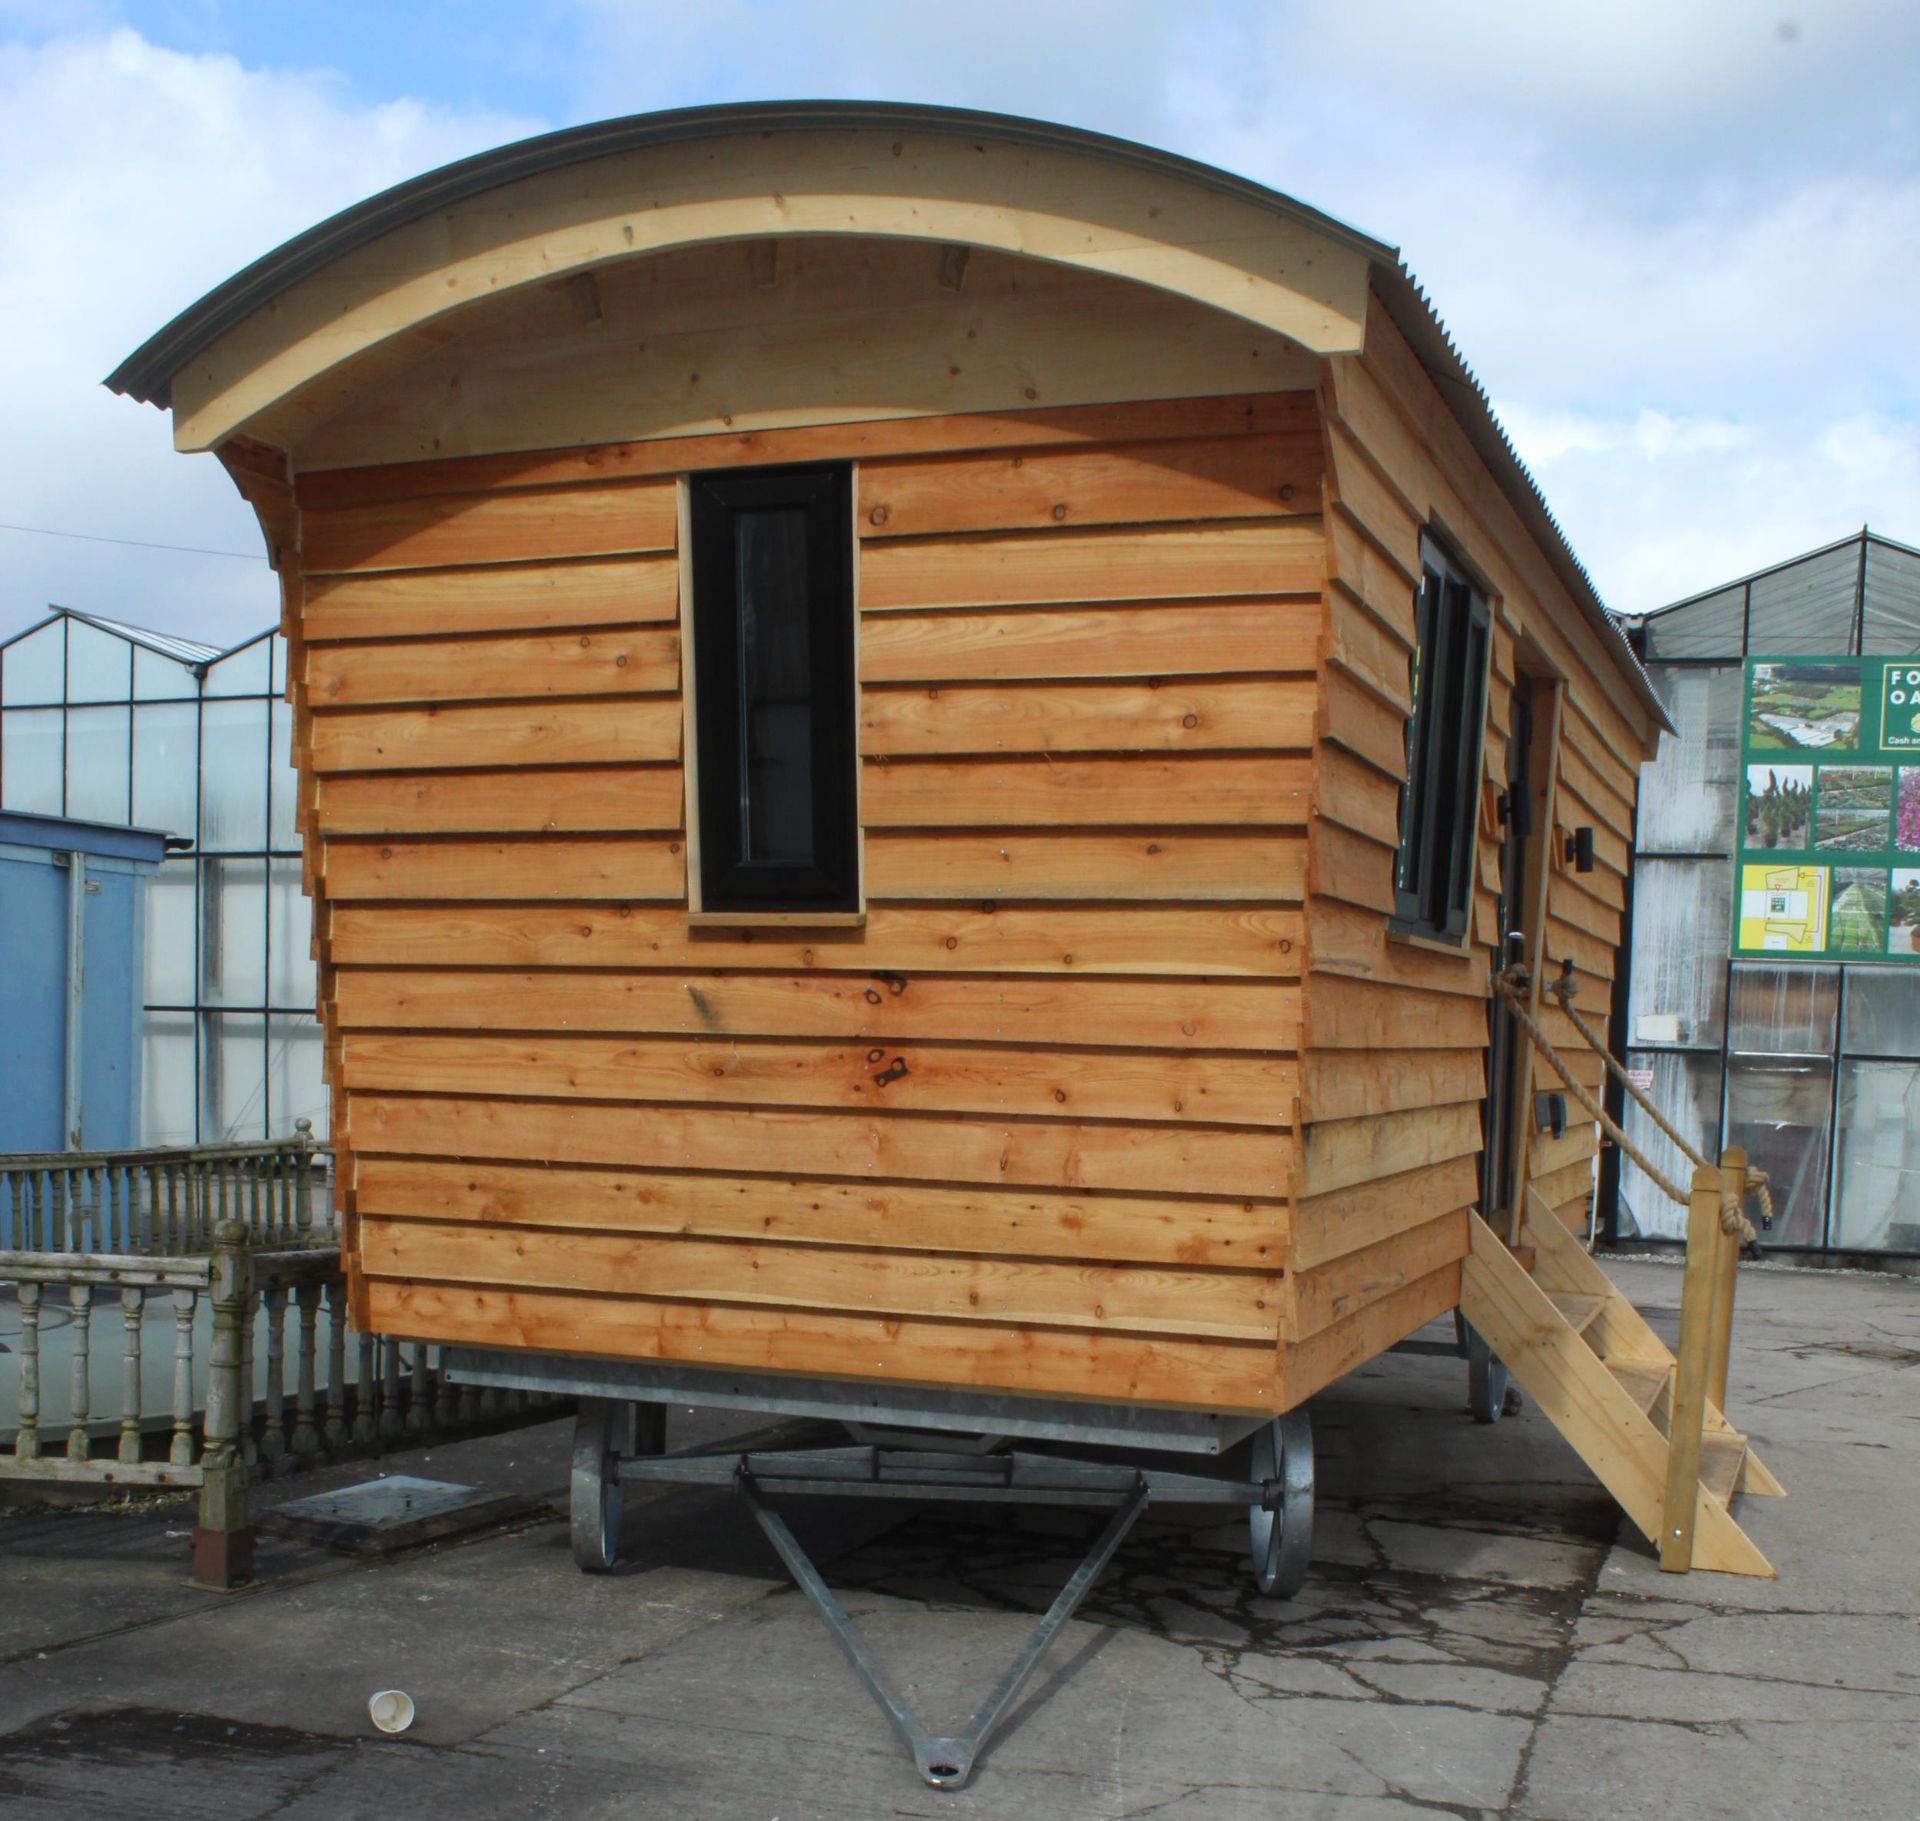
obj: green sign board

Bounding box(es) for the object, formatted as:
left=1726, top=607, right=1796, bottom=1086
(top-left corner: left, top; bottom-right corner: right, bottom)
left=1734, top=656, right=1920, bottom=960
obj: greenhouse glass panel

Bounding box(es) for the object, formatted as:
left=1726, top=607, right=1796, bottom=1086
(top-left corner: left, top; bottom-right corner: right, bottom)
left=269, top=698, right=298, bottom=850
left=1, top=707, right=63, bottom=813
left=1627, top=859, right=1732, bottom=1047
left=131, top=701, right=199, bottom=839
left=1830, top=1060, right=1920, bottom=1251
left=271, top=635, right=286, bottom=695
left=134, top=644, right=198, bottom=700
left=1728, top=963, right=1838, bottom=1056
left=1618, top=1049, right=1722, bottom=1241
left=1860, top=541, right=1920, bottom=656
left=203, top=1011, right=267, bottom=1141
left=64, top=704, right=131, bottom=823
left=1842, top=966, right=1920, bottom=1056
left=144, top=857, right=196, bottom=1005
left=2, top=622, right=65, bottom=704
left=1724, top=1057, right=1833, bottom=1246
left=204, top=636, right=272, bottom=696
left=1638, top=665, right=1741, bottom=852
left=65, top=620, right=131, bottom=701
left=1640, top=586, right=1745, bottom=659
left=1747, top=543, right=1859, bottom=653
left=269, top=1013, right=328, bottom=1138
left=268, top=856, right=315, bottom=1008
left=140, top=1009, right=196, bottom=1146
left=201, top=855, right=268, bottom=1007
left=199, top=698, right=269, bottom=849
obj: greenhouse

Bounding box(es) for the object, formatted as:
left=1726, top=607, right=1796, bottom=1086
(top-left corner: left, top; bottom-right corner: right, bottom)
left=0, top=607, right=322, bottom=1144
left=1618, top=529, right=1920, bottom=1255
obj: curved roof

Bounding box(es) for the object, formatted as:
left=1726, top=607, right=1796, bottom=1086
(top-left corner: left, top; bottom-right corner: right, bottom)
left=102, top=99, right=1667, bottom=731
left=105, top=100, right=1391, bottom=408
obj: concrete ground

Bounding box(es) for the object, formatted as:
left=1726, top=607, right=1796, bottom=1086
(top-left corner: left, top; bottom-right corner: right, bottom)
left=1, top=1257, right=1915, bottom=1820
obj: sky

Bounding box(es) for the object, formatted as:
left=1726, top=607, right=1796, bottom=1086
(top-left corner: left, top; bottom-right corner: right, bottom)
left=1, top=1, right=1916, bottom=652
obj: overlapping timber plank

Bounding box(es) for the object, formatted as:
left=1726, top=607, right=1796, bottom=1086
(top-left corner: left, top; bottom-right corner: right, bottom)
left=1289, top=1154, right=1482, bottom=1272
left=861, top=677, right=1316, bottom=756
left=1306, top=975, right=1489, bottom=1049
left=859, top=599, right=1320, bottom=683
left=333, top=969, right=1300, bottom=1051
left=1299, top=1048, right=1485, bottom=1123
left=309, top=697, right=680, bottom=771
left=297, top=393, right=1317, bottom=508
left=352, top=1158, right=1286, bottom=1268
left=306, top=625, right=679, bottom=705
left=1280, top=1263, right=1460, bottom=1406
left=357, top=1221, right=1278, bottom=1340
left=861, top=520, right=1323, bottom=610
left=861, top=756, right=1312, bottom=827
left=325, top=903, right=1304, bottom=975
left=302, top=554, right=678, bottom=641
left=365, top=1280, right=1278, bottom=1411
left=339, top=1030, right=1296, bottom=1127
left=315, top=766, right=683, bottom=835
left=352, top=1093, right=1292, bottom=1199
left=857, top=434, right=1318, bottom=538
left=302, top=480, right=677, bottom=574
left=1299, top=1103, right=1483, bottom=1199
left=1287, top=1209, right=1468, bottom=1339
left=323, top=836, right=683, bottom=902
left=864, top=830, right=1305, bottom=901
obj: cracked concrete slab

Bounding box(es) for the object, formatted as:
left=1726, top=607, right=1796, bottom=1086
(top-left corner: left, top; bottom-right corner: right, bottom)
left=0, top=1258, right=1913, bottom=1819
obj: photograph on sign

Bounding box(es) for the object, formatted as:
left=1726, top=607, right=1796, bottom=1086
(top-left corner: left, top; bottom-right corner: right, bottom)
left=1814, top=766, right=1892, bottom=852
left=1748, top=662, right=1861, bottom=751
left=1894, top=871, right=1920, bottom=956
left=1898, top=768, right=1920, bottom=851
left=1829, top=868, right=1890, bottom=954
left=1743, top=763, right=1812, bottom=849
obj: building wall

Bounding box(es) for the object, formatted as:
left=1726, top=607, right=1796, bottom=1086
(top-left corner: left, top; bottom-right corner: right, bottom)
left=0, top=612, right=326, bottom=1144
left=294, top=393, right=1320, bottom=1410
left=1622, top=534, right=1920, bottom=1253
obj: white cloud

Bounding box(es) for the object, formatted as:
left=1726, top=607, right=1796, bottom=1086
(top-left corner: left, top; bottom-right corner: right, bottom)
left=0, top=29, right=539, bottom=648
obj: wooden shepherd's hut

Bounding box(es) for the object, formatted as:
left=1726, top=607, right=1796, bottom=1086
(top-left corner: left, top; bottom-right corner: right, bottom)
left=111, top=104, right=1780, bottom=1591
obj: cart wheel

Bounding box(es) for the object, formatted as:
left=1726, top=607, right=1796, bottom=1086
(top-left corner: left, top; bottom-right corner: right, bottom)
left=1248, top=1409, right=1313, bottom=1598
left=571, top=1397, right=624, bottom=1574
left=1462, top=1320, right=1510, bottom=1425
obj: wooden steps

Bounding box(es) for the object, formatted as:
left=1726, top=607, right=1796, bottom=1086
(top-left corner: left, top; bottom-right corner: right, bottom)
left=1460, top=1191, right=1783, bottom=1578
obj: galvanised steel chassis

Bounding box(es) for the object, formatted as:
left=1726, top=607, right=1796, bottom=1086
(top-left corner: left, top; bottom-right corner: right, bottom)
left=443, top=1347, right=1314, bottom=1790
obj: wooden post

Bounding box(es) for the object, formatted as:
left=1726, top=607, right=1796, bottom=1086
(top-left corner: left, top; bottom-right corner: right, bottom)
left=1706, top=1146, right=1746, bottom=1415
left=1660, top=1161, right=1722, bottom=1572
left=192, top=1220, right=256, bottom=1590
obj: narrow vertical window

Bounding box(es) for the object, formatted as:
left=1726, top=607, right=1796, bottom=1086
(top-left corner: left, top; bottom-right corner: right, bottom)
left=688, top=464, right=857, bottom=912
left=1394, top=535, right=1492, bottom=940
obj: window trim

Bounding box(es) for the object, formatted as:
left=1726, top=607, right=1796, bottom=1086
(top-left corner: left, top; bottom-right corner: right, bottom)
left=1391, top=533, right=1494, bottom=943
left=680, top=463, right=863, bottom=920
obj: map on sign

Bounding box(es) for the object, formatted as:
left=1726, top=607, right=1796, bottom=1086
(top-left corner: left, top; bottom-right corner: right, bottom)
left=1732, top=657, right=1920, bottom=962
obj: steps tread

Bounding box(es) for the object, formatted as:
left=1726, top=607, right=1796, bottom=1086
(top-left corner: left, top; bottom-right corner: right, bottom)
left=1547, top=1291, right=1608, bottom=1334
left=1606, top=1359, right=1670, bottom=1415
left=1699, top=1430, right=1749, bottom=1504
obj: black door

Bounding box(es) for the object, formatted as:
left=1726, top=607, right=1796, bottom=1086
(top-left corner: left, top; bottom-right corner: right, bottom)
left=1481, top=687, right=1533, bottom=1227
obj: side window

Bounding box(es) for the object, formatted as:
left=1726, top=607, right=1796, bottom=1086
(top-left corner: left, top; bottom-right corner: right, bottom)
left=1394, top=535, right=1492, bottom=940
left=687, top=463, right=858, bottom=913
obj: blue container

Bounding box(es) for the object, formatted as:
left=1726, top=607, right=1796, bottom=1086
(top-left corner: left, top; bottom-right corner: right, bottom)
left=0, top=812, right=170, bottom=1152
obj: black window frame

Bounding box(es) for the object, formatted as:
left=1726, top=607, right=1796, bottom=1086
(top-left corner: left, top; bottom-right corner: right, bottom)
left=1393, top=534, right=1493, bottom=941
left=687, top=462, right=859, bottom=913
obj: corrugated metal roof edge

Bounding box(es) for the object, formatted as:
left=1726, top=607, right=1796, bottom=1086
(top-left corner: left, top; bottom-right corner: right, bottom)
left=99, top=98, right=1666, bottom=738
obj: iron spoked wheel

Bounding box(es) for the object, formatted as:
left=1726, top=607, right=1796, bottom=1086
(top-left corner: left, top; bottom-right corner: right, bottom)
left=1462, top=1319, right=1510, bottom=1425
left=1247, top=1408, right=1314, bottom=1598
left=571, top=1397, right=625, bottom=1574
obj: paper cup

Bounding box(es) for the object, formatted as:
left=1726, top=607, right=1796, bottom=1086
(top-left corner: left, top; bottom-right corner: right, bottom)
left=368, top=1689, right=416, bottom=1734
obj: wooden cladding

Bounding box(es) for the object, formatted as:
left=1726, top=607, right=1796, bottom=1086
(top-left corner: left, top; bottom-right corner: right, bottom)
left=296, top=392, right=1324, bottom=1409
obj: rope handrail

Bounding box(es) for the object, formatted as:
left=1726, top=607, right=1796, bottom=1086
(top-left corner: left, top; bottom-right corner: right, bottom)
left=1493, top=961, right=1767, bottom=1247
